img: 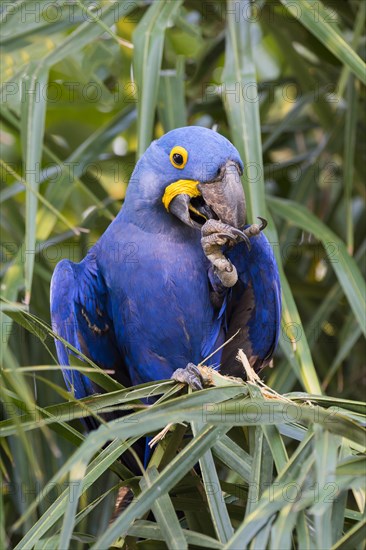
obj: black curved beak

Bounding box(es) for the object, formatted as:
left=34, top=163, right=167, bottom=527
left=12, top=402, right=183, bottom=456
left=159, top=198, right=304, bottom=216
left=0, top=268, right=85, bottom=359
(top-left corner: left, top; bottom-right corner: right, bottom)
left=167, top=160, right=246, bottom=230
left=198, top=160, right=246, bottom=229
left=168, top=193, right=196, bottom=227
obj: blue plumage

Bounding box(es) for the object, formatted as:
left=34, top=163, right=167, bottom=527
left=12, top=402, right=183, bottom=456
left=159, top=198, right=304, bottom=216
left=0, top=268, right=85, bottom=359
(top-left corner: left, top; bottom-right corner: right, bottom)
left=51, top=126, right=281, bottom=401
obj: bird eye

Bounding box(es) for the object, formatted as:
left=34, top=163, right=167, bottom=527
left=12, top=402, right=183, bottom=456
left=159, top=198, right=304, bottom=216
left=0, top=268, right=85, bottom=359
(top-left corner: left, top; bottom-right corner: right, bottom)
left=170, top=146, right=188, bottom=169
left=173, top=153, right=184, bottom=165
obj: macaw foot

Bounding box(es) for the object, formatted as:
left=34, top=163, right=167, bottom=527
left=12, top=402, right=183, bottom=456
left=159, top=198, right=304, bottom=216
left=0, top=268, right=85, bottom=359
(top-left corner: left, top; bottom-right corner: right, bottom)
left=244, top=216, right=267, bottom=237
left=201, top=218, right=267, bottom=288
left=171, top=362, right=203, bottom=390
left=201, top=219, right=245, bottom=287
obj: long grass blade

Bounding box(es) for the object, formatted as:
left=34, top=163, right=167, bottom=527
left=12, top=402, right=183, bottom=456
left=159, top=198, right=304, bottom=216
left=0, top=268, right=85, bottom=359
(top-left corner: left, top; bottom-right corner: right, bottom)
left=140, top=466, right=188, bottom=550
left=158, top=56, right=187, bottom=132
left=331, top=517, right=366, bottom=550
left=133, top=1, right=183, bottom=158
left=36, top=106, right=136, bottom=240
left=127, top=520, right=223, bottom=549
left=344, top=75, right=358, bottom=254
left=266, top=214, right=322, bottom=394
left=191, top=421, right=234, bottom=542
left=268, top=197, right=366, bottom=336
left=312, top=426, right=339, bottom=548
left=58, top=461, right=87, bottom=550
left=20, top=63, right=48, bottom=304
left=222, top=0, right=265, bottom=222
left=92, top=425, right=228, bottom=550
left=280, top=0, right=366, bottom=85
left=213, top=435, right=252, bottom=482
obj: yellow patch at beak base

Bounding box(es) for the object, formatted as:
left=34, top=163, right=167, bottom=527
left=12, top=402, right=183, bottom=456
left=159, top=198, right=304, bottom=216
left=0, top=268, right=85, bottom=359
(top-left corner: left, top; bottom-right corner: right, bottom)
left=162, top=179, right=201, bottom=211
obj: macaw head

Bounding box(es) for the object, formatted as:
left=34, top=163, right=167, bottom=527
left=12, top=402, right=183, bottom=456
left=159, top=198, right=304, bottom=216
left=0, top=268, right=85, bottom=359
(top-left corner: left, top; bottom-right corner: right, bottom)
left=126, top=126, right=246, bottom=230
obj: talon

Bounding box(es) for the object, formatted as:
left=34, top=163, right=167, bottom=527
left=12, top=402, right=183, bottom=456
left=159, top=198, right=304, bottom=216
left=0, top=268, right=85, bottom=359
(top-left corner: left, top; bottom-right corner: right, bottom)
left=258, top=217, right=267, bottom=231
left=231, top=230, right=251, bottom=250
left=230, top=228, right=248, bottom=240
left=242, top=233, right=251, bottom=250
left=216, top=227, right=251, bottom=250
left=171, top=363, right=203, bottom=390
left=233, top=228, right=251, bottom=250
left=240, top=217, right=268, bottom=243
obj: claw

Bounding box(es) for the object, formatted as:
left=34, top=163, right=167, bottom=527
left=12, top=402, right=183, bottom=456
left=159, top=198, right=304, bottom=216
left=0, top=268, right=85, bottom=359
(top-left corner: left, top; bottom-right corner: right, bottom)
left=240, top=217, right=268, bottom=244
left=171, top=363, right=203, bottom=390
left=230, top=227, right=249, bottom=241
left=257, top=217, right=268, bottom=231
left=216, top=227, right=251, bottom=250
left=233, top=229, right=251, bottom=250
left=239, top=231, right=251, bottom=250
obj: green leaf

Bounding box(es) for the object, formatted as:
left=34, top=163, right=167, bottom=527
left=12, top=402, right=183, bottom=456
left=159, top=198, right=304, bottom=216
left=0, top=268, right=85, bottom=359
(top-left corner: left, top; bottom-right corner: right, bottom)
left=213, top=434, right=252, bottom=483
left=280, top=0, right=366, bottom=85
left=268, top=197, right=366, bottom=336
left=222, top=0, right=266, bottom=222
left=270, top=503, right=299, bottom=550
left=39, top=1, right=135, bottom=68
left=158, top=56, right=187, bottom=132
left=266, top=214, right=322, bottom=394
left=140, top=466, right=188, bottom=550
left=323, top=318, right=362, bottom=389
left=20, top=63, right=49, bottom=303
left=12, top=438, right=134, bottom=548
left=58, top=460, right=87, bottom=550
left=92, top=425, right=228, bottom=550
left=312, top=426, right=339, bottom=548
left=36, top=106, right=136, bottom=240
left=2, top=3, right=366, bottom=547
left=133, top=0, right=183, bottom=158
left=336, top=456, right=366, bottom=477
left=332, top=518, right=366, bottom=550
left=224, top=433, right=316, bottom=548
left=192, top=420, right=234, bottom=542
left=245, top=426, right=265, bottom=517
left=344, top=74, right=358, bottom=254
left=127, top=520, right=224, bottom=549
left=0, top=469, right=6, bottom=550
left=262, top=424, right=288, bottom=473
left=3, top=309, right=48, bottom=342
left=262, top=91, right=316, bottom=154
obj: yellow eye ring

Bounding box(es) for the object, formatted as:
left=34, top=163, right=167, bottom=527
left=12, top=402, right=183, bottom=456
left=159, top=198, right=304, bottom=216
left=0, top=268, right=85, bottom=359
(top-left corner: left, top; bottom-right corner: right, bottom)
left=170, top=146, right=188, bottom=169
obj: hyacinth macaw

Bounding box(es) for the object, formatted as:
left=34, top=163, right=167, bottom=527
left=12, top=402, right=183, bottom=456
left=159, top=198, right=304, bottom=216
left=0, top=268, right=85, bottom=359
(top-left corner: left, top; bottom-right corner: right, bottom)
left=51, top=126, right=281, bottom=403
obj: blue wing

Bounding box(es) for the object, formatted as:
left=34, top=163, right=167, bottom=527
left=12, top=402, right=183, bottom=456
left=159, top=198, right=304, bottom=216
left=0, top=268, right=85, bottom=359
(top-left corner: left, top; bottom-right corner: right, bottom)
left=218, top=231, right=281, bottom=377
left=50, top=253, right=129, bottom=399
left=51, top=253, right=149, bottom=472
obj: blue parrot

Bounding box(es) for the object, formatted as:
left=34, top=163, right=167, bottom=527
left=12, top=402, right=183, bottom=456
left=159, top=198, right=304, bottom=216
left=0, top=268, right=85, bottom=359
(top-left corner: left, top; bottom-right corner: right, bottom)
left=50, top=127, right=281, bottom=403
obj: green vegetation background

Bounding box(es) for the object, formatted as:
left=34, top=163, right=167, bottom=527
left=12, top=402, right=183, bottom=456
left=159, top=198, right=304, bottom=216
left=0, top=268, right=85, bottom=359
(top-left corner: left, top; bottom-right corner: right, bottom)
left=1, top=1, right=365, bottom=549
